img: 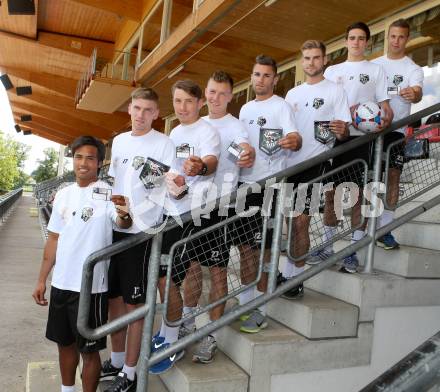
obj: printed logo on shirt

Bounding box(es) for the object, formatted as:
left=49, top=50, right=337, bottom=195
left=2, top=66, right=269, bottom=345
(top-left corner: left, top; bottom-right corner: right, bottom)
left=257, top=116, right=267, bottom=127
left=359, top=74, right=370, bottom=84
left=81, top=207, right=94, bottom=222
left=132, top=156, right=145, bottom=170
left=122, top=158, right=128, bottom=164
left=393, top=75, right=404, bottom=86
left=313, top=98, right=324, bottom=109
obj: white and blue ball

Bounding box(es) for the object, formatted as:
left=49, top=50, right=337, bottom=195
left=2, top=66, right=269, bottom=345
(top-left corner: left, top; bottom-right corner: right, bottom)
left=355, top=101, right=382, bottom=132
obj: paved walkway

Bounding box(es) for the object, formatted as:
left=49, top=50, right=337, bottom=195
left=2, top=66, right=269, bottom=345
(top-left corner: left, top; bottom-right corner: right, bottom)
left=0, top=194, right=56, bottom=391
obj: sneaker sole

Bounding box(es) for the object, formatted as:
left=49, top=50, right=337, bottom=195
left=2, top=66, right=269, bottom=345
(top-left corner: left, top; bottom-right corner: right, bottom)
left=376, top=241, right=399, bottom=250
left=240, top=321, right=268, bottom=333
left=149, top=350, right=185, bottom=375
left=99, top=372, right=122, bottom=382
left=339, top=266, right=357, bottom=274
left=281, top=291, right=304, bottom=300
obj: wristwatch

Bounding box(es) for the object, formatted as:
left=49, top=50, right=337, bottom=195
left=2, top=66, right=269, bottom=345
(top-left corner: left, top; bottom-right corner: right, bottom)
left=198, top=163, right=208, bottom=176
left=120, top=213, right=131, bottom=220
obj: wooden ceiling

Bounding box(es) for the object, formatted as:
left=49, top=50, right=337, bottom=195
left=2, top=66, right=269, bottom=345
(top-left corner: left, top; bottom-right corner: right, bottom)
left=0, top=0, right=423, bottom=145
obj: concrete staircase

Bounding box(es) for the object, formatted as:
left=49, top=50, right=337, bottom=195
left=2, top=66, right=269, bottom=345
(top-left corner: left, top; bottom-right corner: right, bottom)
left=27, top=185, right=440, bottom=392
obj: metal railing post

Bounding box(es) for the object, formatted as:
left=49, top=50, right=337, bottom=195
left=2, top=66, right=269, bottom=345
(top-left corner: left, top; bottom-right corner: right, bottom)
left=136, top=232, right=163, bottom=392
left=363, top=134, right=384, bottom=274
left=267, top=177, right=286, bottom=294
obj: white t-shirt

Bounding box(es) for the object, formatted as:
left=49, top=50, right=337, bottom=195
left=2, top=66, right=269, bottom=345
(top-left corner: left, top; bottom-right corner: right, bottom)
left=109, top=129, right=175, bottom=233
left=47, top=181, right=117, bottom=294
left=239, top=95, right=298, bottom=183
left=372, top=55, right=424, bottom=133
left=167, top=118, right=221, bottom=215
left=285, top=79, right=351, bottom=166
left=324, top=60, right=389, bottom=136
left=202, top=114, right=248, bottom=201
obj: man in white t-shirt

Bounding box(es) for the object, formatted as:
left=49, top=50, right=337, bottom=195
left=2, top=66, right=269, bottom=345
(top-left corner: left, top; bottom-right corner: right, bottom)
left=151, top=79, right=221, bottom=374
left=178, top=70, right=255, bottom=364
left=33, top=136, right=132, bottom=392
left=282, top=40, right=351, bottom=298
left=102, top=88, right=175, bottom=390
left=373, top=18, right=424, bottom=250
left=324, top=21, right=393, bottom=273
left=237, top=55, right=302, bottom=333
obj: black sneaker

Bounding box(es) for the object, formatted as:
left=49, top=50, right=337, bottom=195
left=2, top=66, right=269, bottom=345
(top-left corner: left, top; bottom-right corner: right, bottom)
left=104, top=372, right=136, bottom=392
left=281, top=282, right=304, bottom=300
left=100, top=359, right=122, bottom=382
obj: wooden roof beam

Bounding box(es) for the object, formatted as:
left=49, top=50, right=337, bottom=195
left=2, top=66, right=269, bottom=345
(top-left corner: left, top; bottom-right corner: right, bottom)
left=12, top=102, right=111, bottom=140
left=2, top=66, right=77, bottom=97
left=9, top=89, right=129, bottom=130
left=37, top=31, right=115, bottom=59
left=69, top=0, right=142, bottom=22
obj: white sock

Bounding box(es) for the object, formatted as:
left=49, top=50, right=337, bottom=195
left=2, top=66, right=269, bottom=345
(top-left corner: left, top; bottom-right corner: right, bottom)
left=379, top=209, right=394, bottom=229
left=183, top=306, right=196, bottom=328
left=351, top=230, right=365, bottom=244
left=159, top=318, right=166, bottom=337
left=121, top=364, right=136, bottom=381
left=283, top=259, right=295, bottom=278
left=110, top=351, right=125, bottom=369
left=164, top=325, right=179, bottom=344
left=61, top=385, right=75, bottom=392
left=256, top=289, right=266, bottom=316
left=291, top=264, right=304, bottom=277
left=238, top=286, right=254, bottom=305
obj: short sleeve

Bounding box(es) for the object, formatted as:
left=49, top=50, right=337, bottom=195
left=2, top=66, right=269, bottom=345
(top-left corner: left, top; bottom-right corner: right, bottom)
left=333, top=86, right=352, bottom=123
left=410, top=66, right=424, bottom=88
left=199, top=124, right=221, bottom=158
left=375, top=65, right=389, bottom=103
left=47, top=192, right=65, bottom=234
left=279, top=101, right=298, bottom=136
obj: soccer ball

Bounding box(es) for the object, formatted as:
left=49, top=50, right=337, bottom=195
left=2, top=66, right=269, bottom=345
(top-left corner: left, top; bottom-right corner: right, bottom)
left=355, top=101, right=382, bottom=132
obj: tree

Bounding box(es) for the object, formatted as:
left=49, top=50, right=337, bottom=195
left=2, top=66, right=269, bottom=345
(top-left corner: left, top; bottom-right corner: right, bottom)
left=31, top=147, right=59, bottom=183
left=0, top=131, right=30, bottom=191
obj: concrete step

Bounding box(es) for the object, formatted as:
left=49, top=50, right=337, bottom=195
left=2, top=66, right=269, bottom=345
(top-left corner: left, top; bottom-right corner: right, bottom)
left=335, top=240, right=440, bottom=278
left=27, top=361, right=167, bottom=392
left=305, top=267, right=440, bottom=322
left=27, top=362, right=81, bottom=392
left=159, top=345, right=248, bottom=392
left=393, top=220, right=440, bottom=250
left=216, top=319, right=373, bottom=392
left=267, top=288, right=359, bottom=339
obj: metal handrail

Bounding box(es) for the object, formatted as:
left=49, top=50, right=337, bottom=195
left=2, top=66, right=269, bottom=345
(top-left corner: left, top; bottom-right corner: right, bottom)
left=360, top=329, right=440, bottom=392
left=77, top=102, right=440, bottom=391
left=0, top=188, right=23, bottom=222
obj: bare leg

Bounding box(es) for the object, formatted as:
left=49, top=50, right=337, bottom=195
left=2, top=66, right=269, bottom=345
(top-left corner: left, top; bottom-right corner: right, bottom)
left=81, top=351, right=101, bottom=392
left=124, top=303, right=144, bottom=367
left=58, top=343, right=79, bottom=387
left=386, top=168, right=401, bottom=209
left=291, top=214, right=311, bottom=268
left=183, top=261, right=203, bottom=308
left=108, top=296, right=127, bottom=354
left=209, top=266, right=228, bottom=321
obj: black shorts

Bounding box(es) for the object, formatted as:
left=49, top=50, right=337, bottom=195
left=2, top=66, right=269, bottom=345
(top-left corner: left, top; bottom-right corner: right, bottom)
left=159, top=221, right=197, bottom=286
left=108, top=231, right=151, bottom=305
left=46, top=287, right=107, bottom=353
left=331, top=136, right=372, bottom=188
left=383, top=131, right=405, bottom=171
left=227, top=184, right=274, bottom=250
left=287, top=161, right=331, bottom=215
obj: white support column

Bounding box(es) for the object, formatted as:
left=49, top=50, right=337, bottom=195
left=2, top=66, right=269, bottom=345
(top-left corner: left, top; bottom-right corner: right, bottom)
left=57, top=145, right=65, bottom=176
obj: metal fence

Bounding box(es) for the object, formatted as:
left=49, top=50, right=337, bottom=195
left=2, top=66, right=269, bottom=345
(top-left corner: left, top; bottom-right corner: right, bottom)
left=77, top=102, right=440, bottom=391
left=0, top=188, right=23, bottom=223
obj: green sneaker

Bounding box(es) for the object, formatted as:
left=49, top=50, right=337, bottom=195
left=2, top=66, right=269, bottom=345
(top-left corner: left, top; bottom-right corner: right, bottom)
left=240, top=309, right=267, bottom=333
